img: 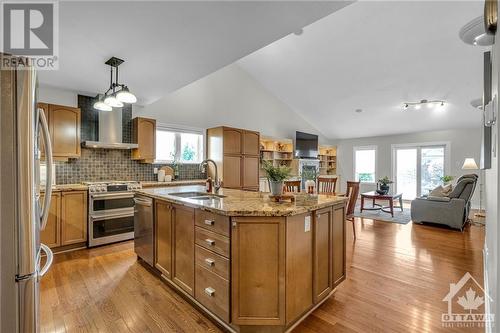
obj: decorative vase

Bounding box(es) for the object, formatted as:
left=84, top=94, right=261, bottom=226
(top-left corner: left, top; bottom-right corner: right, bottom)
left=378, top=183, right=389, bottom=195
left=269, top=180, right=284, bottom=196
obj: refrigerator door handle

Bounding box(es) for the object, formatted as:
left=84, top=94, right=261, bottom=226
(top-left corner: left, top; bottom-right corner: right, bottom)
left=38, top=108, right=53, bottom=230
left=39, top=243, right=53, bottom=277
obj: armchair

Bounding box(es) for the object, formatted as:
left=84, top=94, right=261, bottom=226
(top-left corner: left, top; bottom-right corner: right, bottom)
left=411, top=174, right=478, bottom=230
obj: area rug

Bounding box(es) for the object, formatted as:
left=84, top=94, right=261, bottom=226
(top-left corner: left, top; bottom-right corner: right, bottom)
left=353, top=204, right=411, bottom=224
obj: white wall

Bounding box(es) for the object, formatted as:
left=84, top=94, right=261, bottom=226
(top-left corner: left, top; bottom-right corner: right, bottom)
left=38, top=84, right=78, bottom=107
left=135, top=63, right=329, bottom=143
left=335, top=128, right=482, bottom=207
left=484, top=6, right=499, bottom=332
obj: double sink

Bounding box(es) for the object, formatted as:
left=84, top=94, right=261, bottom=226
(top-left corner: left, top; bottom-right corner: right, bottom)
left=169, top=191, right=226, bottom=202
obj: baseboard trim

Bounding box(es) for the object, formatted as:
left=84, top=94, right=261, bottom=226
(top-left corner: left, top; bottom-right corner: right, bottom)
left=483, top=245, right=493, bottom=333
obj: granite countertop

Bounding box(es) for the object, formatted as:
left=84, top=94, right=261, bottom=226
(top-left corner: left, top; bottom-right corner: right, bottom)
left=140, top=179, right=206, bottom=188
left=135, top=185, right=347, bottom=217
left=40, top=184, right=89, bottom=192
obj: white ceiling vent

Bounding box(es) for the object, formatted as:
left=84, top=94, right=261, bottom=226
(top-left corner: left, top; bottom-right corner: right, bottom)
left=459, top=16, right=495, bottom=46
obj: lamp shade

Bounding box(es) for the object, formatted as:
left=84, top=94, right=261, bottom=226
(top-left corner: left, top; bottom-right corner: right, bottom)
left=462, top=158, right=479, bottom=170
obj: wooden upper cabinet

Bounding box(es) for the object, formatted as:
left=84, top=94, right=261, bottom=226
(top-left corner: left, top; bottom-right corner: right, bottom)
left=155, top=200, right=173, bottom=279
left=222, top=155, right=241, bottom=188
left=242, top=156, right=259, bottom=188
left=332, top=204, right=346, bottom=288
left=223, top=128, right=242, bottom=155
left=172, top=204, right=195, bottom=296
left=313, top=207, right=333, bottom=303
left=37, top=103, right=81, bottom=160
left=40, top=192, right=61, bottom=248
left=242, top=130, right=260, bottom=156
left=61, top=191, right=87, bottom=246
left=132, top=117, right=156, bottom=162
left=231, top=216, right=286, bottom=326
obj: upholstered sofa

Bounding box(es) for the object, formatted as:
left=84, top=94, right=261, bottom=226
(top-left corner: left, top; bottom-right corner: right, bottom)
left=410, top=174, right=478, bottom=230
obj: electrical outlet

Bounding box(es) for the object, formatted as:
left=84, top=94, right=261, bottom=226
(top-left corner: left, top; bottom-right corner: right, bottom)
left=304, top=216, right=311, bottom=232
left=153, top=168, right=158, bottom=174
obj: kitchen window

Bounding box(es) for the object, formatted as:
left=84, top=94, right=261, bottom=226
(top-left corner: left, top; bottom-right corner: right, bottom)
left=354, top=146, right=377, bottom=183
left=155, top=126, right=204, bottom=163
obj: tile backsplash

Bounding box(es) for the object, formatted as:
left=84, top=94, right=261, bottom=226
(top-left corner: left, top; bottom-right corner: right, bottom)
left=56, top=148, right=205, bottom=184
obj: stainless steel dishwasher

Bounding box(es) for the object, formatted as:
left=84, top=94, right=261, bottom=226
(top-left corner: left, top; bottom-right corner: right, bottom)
left=133, top=195, right=154, bottom=266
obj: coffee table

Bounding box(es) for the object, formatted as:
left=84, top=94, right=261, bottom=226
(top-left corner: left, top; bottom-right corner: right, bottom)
left=360, top=191, right=403, bottom=217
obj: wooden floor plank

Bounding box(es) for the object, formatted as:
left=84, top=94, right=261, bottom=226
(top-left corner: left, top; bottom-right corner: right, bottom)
left=41, top=218, right=485, bottom=333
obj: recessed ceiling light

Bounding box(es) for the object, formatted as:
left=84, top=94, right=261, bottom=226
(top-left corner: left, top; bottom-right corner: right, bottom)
left=355, top=108, right=363, bottom=113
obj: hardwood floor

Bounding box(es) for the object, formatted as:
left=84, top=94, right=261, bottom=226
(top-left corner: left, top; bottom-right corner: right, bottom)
left=40, top=218, right=485, bottom=333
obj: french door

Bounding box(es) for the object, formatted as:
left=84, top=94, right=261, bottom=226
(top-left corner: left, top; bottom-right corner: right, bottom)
left=393, top=145, right=446, bottom=200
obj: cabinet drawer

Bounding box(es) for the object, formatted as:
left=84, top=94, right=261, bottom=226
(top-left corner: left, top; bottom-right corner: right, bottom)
left=195, top=227, right=230, bottom=258
left=195, top=245, right=229, bottom=280
left=195, top=264, right=229, bottom=322
left=195, top=209, right=230, bottom=237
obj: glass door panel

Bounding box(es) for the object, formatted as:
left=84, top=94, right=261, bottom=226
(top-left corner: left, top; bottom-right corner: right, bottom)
left=395, top=149, right=417, bottom=200
left=420, top=147, right=445, bottom=196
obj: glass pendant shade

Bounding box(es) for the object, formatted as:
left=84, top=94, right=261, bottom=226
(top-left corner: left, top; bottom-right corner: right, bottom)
left=104, top=94, right=124, bottom=108
left=93, top=100, right=112, bottom=111
left=116, top=87, right=137, bottom=103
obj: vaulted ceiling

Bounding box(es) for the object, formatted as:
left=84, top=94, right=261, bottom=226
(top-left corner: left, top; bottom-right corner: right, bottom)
left=38, top=1, right=351, bottom=105
left=238, top=1, right=486, bottom=139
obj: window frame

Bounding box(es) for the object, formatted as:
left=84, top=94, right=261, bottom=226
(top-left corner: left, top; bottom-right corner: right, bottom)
left=155, top=123, right=205, bottom=164
left=353, top=145, right=378, bottom=184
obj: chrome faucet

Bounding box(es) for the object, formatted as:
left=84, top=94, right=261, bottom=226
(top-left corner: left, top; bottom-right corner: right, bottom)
left=200, top=159, right=222, bottom=193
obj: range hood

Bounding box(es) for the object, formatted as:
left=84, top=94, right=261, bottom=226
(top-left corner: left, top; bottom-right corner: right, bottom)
left=83, top=108, right=138, bottom=149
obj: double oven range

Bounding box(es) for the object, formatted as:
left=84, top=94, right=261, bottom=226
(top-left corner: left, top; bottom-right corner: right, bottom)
left=85, top=181, right=142, bottom=247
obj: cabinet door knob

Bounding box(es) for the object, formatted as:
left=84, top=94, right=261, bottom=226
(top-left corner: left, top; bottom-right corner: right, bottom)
left=204, top=219, right=215, bottom=226
left=205, top=258, right=215, bottom=267
left=205, top=239, right=215, bottom=246
left=204, top=287, right=215, bottom=297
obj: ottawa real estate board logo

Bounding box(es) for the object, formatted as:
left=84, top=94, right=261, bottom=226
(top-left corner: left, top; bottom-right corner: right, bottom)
left=1, top=1, right=59, bottom=69
left=442, top=272, right=494, bottom=328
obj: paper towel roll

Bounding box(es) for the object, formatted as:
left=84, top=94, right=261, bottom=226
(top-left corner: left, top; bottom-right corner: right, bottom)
left=158, top=170, right=165, bottom=182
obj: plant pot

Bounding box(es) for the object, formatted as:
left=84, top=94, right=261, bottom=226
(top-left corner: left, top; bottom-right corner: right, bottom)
left=269, top=180, right=284, bottom=196
left=378, top=184, right=390, bottom=195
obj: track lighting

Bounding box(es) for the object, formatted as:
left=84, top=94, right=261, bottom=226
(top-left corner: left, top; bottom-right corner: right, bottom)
left=402, top=99, right=446, bottom=111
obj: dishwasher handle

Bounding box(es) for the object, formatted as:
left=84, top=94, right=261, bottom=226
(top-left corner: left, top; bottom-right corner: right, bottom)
left=134, top=197, right=152, bottom=207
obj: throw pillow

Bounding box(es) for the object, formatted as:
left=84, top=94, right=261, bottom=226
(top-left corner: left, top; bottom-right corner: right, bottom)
left=429, top=185, right=445, bottom=197
left=442, top=184, right=453, bottom=195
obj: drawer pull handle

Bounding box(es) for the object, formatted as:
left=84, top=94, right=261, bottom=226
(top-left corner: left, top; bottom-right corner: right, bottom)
left=205, top=258, right=215, bottom=266
left=205, top=287, right=215, bottom=297
left=204, top=219, right=215, bottom=226
left=205, top=239, right=215, bottom=246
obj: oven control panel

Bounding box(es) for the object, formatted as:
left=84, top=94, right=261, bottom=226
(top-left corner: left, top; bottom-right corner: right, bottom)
left=88, top=182, right=142, bottom=194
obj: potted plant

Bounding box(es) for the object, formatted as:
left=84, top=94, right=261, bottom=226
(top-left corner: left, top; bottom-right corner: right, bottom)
left=440, top=175, right=454, bottom=185
left=262, top=161, right=291, bottom=196
left=377, top=176, right=393, bottom=195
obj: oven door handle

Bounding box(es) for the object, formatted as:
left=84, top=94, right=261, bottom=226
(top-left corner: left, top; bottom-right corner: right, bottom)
left=91, top=192, right=134, bottom=199
left=90, top=211, right=134, bottom=221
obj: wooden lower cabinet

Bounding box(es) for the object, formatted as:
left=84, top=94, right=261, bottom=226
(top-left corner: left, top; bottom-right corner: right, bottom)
left=195, top=264, right=230, bottom=322
left=313, top=207, right=333, bottom=303
left=41, top=190, right=87, bottom=250
left=172, top=204, right=195, bottom=295
left=61, top=191, right=87, bottom=245
left=155, top=201, right=173, bottom=278
left=332, top=204, right=346, bottom=287
left=40, top=192, right=61, bottom=248
left=231, top=216, right=286, bottom=326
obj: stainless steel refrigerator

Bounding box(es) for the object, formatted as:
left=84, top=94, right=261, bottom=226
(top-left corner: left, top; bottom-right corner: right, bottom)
left=1, top=54, right=55, bottom=332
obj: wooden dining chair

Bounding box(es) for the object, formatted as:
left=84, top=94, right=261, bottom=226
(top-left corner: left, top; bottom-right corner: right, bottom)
left=283, top=180, right=301, bottom=193
left=317, top=177, right=337, bottom=194
left=345, top=181, right=360, bottom=239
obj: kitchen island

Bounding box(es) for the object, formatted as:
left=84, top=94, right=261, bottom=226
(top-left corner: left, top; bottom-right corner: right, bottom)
left=134, top=185, right=347, bottom=333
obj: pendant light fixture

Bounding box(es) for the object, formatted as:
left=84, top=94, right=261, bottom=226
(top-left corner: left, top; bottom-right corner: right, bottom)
left=93, top=57, right=137, bottom=111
